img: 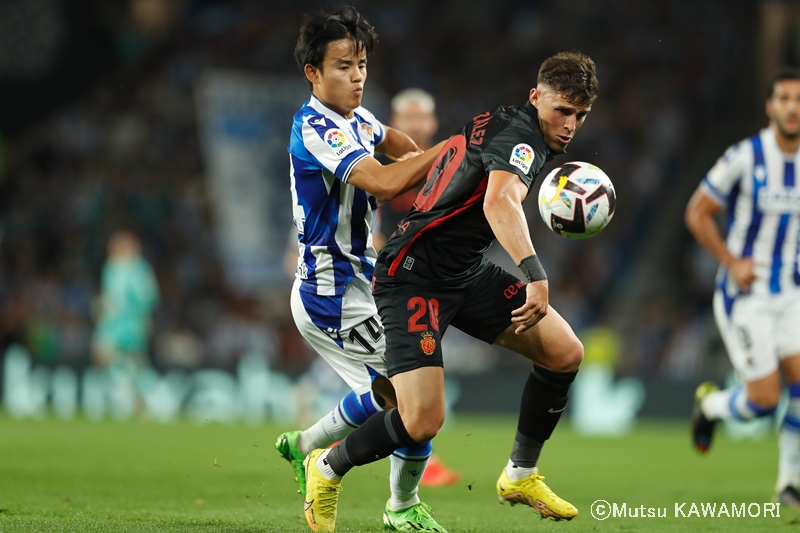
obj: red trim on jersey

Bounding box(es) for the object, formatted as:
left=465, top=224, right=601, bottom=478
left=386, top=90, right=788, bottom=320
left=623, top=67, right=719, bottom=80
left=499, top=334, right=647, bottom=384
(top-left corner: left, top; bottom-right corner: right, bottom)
left=388, top=176, right=489, bottom=277
left=414, top=135, right=466, bottom=212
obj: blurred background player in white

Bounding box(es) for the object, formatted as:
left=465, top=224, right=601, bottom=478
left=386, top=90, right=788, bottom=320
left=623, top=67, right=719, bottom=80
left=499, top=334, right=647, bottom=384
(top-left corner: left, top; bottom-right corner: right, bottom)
left=687, top=68, right=800, bottom=506
left=374, top=88, right=459, bottom=487
left=276, top=6, right=448, bottom=532
left=91, top=230, right=160, bottom=417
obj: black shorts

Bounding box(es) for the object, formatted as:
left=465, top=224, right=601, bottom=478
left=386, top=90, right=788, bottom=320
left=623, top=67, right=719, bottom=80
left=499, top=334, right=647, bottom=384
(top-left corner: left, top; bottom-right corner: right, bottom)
left=372, top=258, right=527, bottom=377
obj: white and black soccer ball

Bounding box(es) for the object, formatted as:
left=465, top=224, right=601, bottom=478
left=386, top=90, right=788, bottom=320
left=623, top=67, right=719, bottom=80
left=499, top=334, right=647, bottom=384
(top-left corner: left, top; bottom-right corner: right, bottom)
left=537, top=162, right=616, bottom=239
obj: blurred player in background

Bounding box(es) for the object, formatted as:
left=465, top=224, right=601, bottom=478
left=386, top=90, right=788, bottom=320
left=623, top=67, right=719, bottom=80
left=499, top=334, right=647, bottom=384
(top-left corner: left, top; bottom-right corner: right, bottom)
left=375, top=88, right=460, bottom=488
left=374, top=89, right=439, bottom=250
left=687, top=68, right=800, bottom=506
left=91, top=231, right=159, bottom=413
left=276, top=6, right=448, bottom=532
left=303, top=51, right=599, bottom=531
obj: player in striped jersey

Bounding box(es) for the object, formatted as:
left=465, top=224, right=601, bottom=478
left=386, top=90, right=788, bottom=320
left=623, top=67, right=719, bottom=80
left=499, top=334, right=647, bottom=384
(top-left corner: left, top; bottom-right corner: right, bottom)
left=303, top=51, right=598, bottom=531
left=688, top=68, right=800, bottom=506
left=275, top=6, right=447, bottom=532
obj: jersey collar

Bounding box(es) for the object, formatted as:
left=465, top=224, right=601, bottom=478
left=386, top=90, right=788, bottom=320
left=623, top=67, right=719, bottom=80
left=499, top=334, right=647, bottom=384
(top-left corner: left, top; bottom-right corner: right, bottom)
left=521, top=100, right=556, bottom=160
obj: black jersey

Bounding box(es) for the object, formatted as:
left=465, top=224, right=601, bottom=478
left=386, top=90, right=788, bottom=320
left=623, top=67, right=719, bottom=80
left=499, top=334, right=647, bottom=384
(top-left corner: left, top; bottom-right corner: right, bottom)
left=376, top=101, right=552, bottom=283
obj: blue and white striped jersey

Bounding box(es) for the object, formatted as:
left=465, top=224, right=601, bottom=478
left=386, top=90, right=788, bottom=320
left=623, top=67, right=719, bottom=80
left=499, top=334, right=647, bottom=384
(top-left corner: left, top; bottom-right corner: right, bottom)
left=702, top=128, right=800, bottom=305
left=288, top=95, right=385, bottom=330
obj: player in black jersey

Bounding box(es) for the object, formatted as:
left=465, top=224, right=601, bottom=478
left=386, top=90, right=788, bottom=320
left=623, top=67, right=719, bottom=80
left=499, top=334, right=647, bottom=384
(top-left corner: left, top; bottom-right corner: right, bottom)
left=304, top=51, right=599, bottom=529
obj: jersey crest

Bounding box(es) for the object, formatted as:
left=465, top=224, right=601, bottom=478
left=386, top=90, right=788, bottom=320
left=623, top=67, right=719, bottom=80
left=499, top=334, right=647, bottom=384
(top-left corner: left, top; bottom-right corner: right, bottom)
left=420, top=331, right=436, bottom=355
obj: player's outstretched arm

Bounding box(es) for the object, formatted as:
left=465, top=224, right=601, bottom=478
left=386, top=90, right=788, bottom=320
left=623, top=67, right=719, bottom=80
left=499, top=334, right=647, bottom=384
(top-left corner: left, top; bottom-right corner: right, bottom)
left=347, top=140, right=446, bottom=201
left=484, top=169, right=548, bottom=333
left=685, top=187, right=755, bottom=292
left=375, top=126, right=421, bottom=161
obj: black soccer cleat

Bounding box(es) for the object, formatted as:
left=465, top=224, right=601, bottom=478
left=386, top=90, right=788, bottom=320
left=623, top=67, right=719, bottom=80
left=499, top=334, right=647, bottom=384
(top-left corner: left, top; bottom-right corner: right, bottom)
left=691, top=382, right=719, bottom=454
left=776, top=486, right=800, bottom=508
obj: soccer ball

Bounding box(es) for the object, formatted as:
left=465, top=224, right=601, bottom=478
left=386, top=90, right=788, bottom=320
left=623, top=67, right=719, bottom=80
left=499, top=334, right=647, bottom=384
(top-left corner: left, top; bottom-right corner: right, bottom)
left=537, top=162, right=616, bottom=239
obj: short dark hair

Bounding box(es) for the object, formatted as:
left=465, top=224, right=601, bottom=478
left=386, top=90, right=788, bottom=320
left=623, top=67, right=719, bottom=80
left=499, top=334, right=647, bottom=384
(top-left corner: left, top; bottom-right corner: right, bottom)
left=767, top=67, right=800, bottom=98
left=294, top=6, right=379, bottom=89
left=537, top=51, right=599, bottom=106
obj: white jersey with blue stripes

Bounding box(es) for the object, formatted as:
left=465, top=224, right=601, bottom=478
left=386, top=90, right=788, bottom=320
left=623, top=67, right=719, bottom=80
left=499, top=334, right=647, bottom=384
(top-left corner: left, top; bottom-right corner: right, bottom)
left=701, top=127, right=800, bottom=304
left=288, top=95, right=385, bottom=331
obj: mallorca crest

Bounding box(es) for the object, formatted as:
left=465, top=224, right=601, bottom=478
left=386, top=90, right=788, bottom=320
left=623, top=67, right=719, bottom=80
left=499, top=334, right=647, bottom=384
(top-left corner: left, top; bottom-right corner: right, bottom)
left=420, top=331, right=436, bottom=356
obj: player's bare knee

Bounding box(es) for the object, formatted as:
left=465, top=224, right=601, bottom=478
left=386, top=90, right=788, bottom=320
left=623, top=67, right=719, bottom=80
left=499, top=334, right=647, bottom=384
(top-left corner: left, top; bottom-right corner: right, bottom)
left=552, top=338, right=583, bottom=372
left=410, top=423, right=440, bottom=443
left=403, top=411, right=444, bottom=443
left=403, top=421, right=437, bottom=443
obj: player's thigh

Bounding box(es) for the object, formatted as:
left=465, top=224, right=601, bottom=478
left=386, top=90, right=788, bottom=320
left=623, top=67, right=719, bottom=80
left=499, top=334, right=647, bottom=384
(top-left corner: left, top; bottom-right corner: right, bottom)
left=291, top=288, right=387, bottom=394
left=448, top=261, right=527, bottom=345
left=493, top=306, right=583, bottom=372
left=776, top=291, right=800, bottom=366
left=390, top=365, right=446, bottom=442
left=781, top=355, right=800, bottom=385
left=373, top=277, right=461, bottom=379
left=449, top=262, right=582, bottom=371
left=777, top=292, right=800, bottom=384
left=713, top=291, right=778, bottom=383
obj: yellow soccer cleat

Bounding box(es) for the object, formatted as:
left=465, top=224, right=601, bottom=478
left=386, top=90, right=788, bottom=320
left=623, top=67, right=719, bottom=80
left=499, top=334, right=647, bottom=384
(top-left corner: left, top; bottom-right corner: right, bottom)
left=303, top=449, right=342, bottom=532
left=496, top=468, right=578, bottom=521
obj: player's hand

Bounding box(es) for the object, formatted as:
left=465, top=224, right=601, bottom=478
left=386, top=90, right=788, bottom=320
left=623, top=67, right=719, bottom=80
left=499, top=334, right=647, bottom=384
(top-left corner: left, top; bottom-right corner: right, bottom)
left=395, top=150, right=424, bottom=162
left=728, top=257, right=756, bottom=293
left=511, top=280, right=549, bottom=334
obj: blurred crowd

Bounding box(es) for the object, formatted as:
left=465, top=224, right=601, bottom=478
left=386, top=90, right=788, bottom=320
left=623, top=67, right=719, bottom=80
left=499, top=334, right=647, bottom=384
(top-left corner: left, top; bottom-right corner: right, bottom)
left=0, top=0, right=770, bottom=385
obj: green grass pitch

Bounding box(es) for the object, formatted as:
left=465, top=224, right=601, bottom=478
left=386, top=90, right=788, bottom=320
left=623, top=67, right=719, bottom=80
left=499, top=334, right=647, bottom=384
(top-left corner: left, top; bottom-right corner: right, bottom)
left=0, top=414, right=793, bottom=532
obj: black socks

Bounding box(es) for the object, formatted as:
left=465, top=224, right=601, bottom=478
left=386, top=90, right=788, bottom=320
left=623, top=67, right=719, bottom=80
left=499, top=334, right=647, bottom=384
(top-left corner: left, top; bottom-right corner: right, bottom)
left=511, top=364, right=577, bottom=468
left=326, top=408, right=418, bottom=476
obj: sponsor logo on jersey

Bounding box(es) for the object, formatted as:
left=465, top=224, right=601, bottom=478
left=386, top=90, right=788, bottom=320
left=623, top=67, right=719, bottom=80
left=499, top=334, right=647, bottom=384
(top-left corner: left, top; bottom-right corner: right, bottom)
left=509, top=143, right=534, bottom=173
left=324, top=128, right=356, bottom=158
left=757, top=188, right=800, bottom=213
left=310, top=116, right=327, bottom=127
left=420, top=331, right=436, bottom=355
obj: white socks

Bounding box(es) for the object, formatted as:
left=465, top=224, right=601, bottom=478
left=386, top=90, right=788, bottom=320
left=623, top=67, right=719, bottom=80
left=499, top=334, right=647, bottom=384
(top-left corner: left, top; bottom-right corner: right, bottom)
left=701, top=387, right=756, bottom=420
left=387, top=445, right=431, bottom=511
left=505, top=459, right=537, bottom=481
left=778, top=387, right=800, bottom=492
left=314, top=448, right=342, bottom=481
left=298, top=410, right=354, bottom=456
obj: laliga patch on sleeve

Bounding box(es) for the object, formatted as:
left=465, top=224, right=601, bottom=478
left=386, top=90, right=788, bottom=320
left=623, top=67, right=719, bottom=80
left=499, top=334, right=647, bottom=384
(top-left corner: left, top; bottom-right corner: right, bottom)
left=323, top=128, right=357, bottom=159
left=509, top=143, right=534, bottom=173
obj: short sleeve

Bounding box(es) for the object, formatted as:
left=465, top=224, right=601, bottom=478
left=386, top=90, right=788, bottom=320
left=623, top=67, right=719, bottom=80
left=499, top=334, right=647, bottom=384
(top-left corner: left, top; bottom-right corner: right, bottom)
left=481, top=128, right=537, bottom=188
left=372, top=119, right=386, bottom=146
left=701, top=141, right=748, bottom=206
left=301, top=114, right=370, bottom=182
left=354, top=107, right=385, bottom=147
